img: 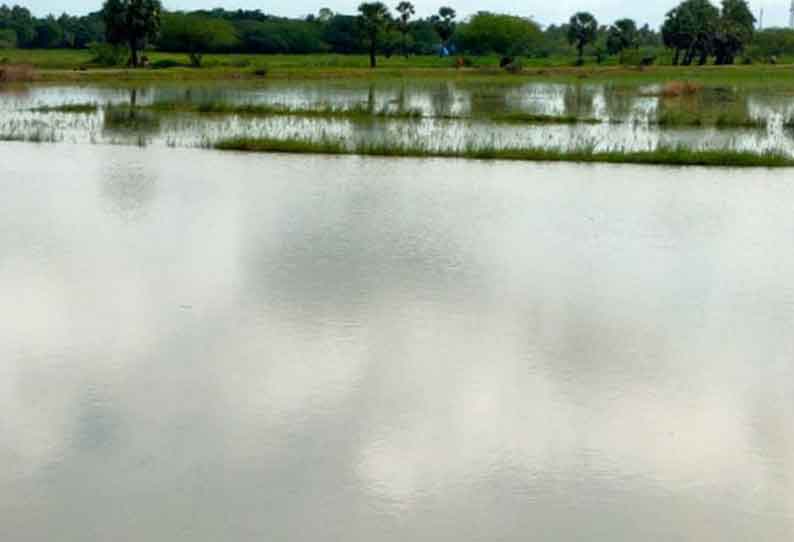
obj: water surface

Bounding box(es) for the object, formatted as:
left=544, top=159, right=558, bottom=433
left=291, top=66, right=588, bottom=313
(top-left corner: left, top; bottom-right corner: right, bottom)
left=1, top=142, right=794, bottom=540
left=3, top=79, right=794, bottom=154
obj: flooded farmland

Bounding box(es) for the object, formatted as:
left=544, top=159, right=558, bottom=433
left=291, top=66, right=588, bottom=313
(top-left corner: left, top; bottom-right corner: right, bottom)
left=2, top=80, right=794, bottom=541
left=3, top=79, right=794, bottom=154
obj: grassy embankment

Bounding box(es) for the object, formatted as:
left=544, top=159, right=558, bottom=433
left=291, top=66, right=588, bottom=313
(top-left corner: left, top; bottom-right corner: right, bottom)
left=213, top=136, right=794, bottom=167
left=4, top=49, right=794, bottom=85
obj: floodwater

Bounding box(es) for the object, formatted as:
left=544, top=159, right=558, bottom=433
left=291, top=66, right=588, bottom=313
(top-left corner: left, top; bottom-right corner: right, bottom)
left=2, top=79, right=794, bottom=153
left=2, top=142, right=794, bottom=541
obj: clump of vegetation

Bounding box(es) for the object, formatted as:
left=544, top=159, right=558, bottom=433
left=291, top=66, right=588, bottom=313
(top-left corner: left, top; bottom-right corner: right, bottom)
left=216, top=136, right=346, bottom=154
left=214, top=135, right=794, bottom=167
left=656, top=109, right=704, bottom=127
left=714, top=110, right=764, bottom=128
left=149, top=58, right=182, bottom=69
left=159, top=13, right=239, bottom=67
left=456, top=12, right=541, bottom=57
left=102, top=0, right=162, bottom=67
left=88, top=42, right=128, bottom=66
left=491, top=112, right=600, bottom=124
left=655, top=107, right=765, bottom=128
left=144, top=100, right=424, bottom=120
left=0, top=62, right=33, bottom=82
left=31, top=103, right=98, bottom=113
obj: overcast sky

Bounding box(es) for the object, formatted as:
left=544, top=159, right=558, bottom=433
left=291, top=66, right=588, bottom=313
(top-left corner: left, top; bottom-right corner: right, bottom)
left=15, top=0, right=790, bottom=28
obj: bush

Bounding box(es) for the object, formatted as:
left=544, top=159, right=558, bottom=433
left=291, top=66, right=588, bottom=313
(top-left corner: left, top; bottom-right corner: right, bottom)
left=89, top=42, right=128, bottom=66
left=457, top=12, right=542, bottom=56
left=620, top=47, right=658, bottom=66
left=503, top=57, right=524, bottom=73
left=159, top=14, right=239, bottom=67
left=150, top=59, right=182, bottom=69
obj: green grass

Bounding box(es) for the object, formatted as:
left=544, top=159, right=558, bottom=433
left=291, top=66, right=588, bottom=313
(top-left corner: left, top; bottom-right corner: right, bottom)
left=5, top=49, right=794, bottom=85
left=35, top=99, right=612, bottom=125
left=489, top=112, right=601, bottom=124
left=30, top=103, right=99, bottom=113
left=214, top=136, right=794, bottom=167
left=141, top=101, right=605, bottom=124
left=144, top=100, right=425, bottom=119
left=655, top=109, right=767, bottom=129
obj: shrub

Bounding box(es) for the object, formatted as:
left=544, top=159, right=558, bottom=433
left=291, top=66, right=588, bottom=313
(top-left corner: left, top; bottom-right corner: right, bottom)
left=621, top=47, right=658, bottom=66
left=150, top=59, right=182, bottom=69
left=89, top=42, right=129, bottom=66
left=503, top=57, right=524, bottom=73
left=456, top=12, right=542, bottom=56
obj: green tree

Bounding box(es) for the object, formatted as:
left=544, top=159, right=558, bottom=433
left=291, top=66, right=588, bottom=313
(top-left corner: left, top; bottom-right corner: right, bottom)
left=32, top=16, right=63, bottom=48
left=159, top=13, right=238, bottom=66
left=103, top=0, right=162, bottom=67
left=606, top=18, right=638, bottom=60
left=457, top=12, right=541, bottom=56
left=357, top=2, right=391, bottom=68
left=567, top=12, right=598, bottom=63
left=0, top=5, right=35, bottom=47
left=663, top=0, right=720, bottom=65
left=714, top=0, right=755, bottom=64
left=431, top=7, right=456, bottom=50
left=395, top=1, right=414, bottom=57
left=0, top=27, right=16, bottom=48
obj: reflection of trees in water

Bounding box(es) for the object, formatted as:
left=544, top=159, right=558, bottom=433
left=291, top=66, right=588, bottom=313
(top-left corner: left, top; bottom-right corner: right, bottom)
left=102, top=88, right=162, bottom=142
left=655, top=86, right=748, bottom=120
left=601, top=84, right=637, bottom=120
left=563, top=84, right=597, bottom=118
left=468, top=83, right=512, bottom=118
left=429, top=81, right=456, bottom=117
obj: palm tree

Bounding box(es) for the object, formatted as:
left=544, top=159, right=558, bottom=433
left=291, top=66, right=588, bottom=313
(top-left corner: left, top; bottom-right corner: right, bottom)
left=567, top=11, right=598, bottom=64
left=357, top=2, right=391, bottom=68
left=431, top=6, right=456, bottom=53
left=395, top=1, right=415, bottom=57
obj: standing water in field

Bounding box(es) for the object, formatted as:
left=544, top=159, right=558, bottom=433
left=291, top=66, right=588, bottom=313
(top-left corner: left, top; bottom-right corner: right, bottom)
left=1, top=142, right=794, bottom=541
left=3, top=79, right=794, bottom=155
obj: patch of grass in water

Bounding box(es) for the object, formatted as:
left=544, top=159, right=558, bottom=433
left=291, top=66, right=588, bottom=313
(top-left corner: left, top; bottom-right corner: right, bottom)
left=489, top=112, right=601, bottom=124
left=147, top=100, right=425, bottom=120
left=655, top=109, right=766, bottom=129
left=0, top=129, right=58, bottom=143
left=214, top=136, right=793, bottom=167
left=215, top=136, right=346, bottom=154
left=30, top=103, right=99, bottom=114
left=33, top=99, right=605, bottom=125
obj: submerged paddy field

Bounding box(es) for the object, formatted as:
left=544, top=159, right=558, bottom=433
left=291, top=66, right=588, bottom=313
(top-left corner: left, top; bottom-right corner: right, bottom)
left=4, top=75, right=794, bottom=166
left=6, top=51, right=794, bottom=542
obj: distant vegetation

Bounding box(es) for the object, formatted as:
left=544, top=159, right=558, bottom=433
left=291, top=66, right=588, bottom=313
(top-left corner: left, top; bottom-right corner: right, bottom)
left=1, top=0, right=792, bottom=70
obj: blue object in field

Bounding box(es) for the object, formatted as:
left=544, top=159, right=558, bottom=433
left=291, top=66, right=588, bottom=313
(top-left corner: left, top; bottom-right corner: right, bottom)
left=439, top=46, right=449, bottom=57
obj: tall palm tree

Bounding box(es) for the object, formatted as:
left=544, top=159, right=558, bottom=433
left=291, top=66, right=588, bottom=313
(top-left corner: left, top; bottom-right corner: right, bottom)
left=567, top=12, right=598, bottom=64
left=395, top=1, right=415, bottom=57
left=357, top=2, right=391, bottom=68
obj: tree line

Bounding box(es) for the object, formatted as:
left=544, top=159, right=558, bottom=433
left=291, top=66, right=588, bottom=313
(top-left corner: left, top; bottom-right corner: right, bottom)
left=0, top=0, right=789, bottom=67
